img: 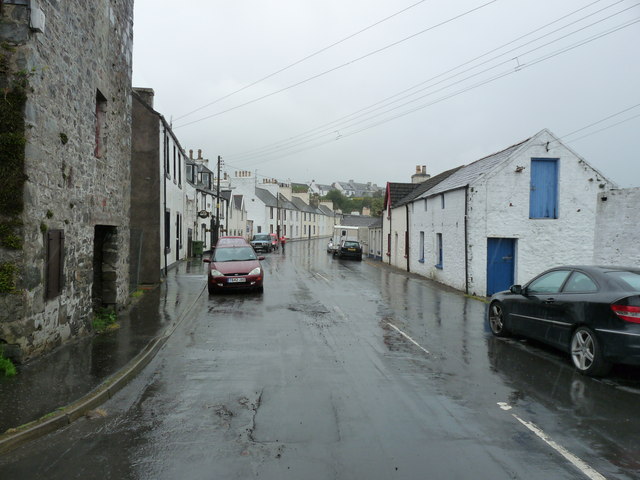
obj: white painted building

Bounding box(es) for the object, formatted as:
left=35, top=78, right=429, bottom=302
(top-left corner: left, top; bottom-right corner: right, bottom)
left=593, top=187, right=640, bottom=267
left=407, top=129, right=614, bottom=296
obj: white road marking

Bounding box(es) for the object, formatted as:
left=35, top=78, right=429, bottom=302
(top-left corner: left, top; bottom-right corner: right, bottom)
left=497, top=402, right=512, bottom=411
left=510, top=412, right=607, bottom=480
left=314, top=272, right=331, bottom=284
left=385, top=322, right=430, bottom=355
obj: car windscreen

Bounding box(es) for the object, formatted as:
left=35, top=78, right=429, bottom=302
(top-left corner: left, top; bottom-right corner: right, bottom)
left=213, top=246, right=258, bottom=262
left=606, top=271, right=640, bottom=291
left=253, top=235, right=270, bottom=241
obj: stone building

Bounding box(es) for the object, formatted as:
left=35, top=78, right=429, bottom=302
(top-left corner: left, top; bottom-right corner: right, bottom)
left=0, top=0, right=134, bottom=361
left=131, top=88, right=188, bottom=284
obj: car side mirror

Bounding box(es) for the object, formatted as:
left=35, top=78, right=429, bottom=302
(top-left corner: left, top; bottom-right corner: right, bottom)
left=258, top=256, right=265, bottom=261
left=510, top=285, right=523, bottom=294
left=203, top=258, right=210, bottom=263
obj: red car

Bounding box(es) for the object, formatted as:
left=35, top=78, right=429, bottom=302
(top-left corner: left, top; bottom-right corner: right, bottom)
left=204, top=237, right=265, bottom=294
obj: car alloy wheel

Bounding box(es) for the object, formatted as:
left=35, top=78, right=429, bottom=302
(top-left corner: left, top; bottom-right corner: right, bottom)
left=570, top=327, right=611, bottom=377
left=488, top=302, right=509, bottom=337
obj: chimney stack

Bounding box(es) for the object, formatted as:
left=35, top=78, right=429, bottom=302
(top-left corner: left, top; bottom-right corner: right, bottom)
left=411, top=164, right=430, bottom=184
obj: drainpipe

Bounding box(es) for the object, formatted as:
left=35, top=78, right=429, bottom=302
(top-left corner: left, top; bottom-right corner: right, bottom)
left=405, top=204, right=410, bottom=272
left=163, top=127, right=168, bottom=277
left=464, top=186, right=469, bottom=295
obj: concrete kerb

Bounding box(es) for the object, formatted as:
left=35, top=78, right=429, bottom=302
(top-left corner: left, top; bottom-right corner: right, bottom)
left=0, top=281, right=207, bottom=455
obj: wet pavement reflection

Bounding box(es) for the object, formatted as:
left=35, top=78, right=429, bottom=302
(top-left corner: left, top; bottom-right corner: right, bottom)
left=0, top=260, right=206, bottom=433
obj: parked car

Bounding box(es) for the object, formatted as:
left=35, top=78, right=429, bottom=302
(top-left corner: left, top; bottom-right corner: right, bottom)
left=488, top=265, right=640, bottom=376
left=327, top=239, right=335, bottom=253
left=250, top=233, right=273, bottom=252
left=204, top=237, right=265, bottom=294
left=335, top=240, right=362, bottom=260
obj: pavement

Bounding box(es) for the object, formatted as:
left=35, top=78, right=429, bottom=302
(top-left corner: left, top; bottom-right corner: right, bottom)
left=0, top=259, right=206, bottom=454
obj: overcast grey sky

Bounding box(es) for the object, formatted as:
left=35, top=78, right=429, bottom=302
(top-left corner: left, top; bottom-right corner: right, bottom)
left=132, top=0, right=640, bottom=188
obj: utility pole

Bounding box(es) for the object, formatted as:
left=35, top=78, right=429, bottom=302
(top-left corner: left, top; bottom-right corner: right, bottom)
left=213, top=155, right=222, bottom=245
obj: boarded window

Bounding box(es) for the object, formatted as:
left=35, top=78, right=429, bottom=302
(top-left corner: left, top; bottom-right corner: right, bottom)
left=530, top=158, right=559, bottom=219
left=46, top=230, right=65, bottom=299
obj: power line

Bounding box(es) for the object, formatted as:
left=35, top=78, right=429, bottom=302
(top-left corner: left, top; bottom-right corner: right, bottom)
left=228, top=105, right=640, bottom=182
left=233, top=17, right=640, bottom=167
left=173, top=0, right=431, bottom=122
left=173, top=0, right=499, bottom=129
left=227, top=0, right=613, bottom=160
left=228, top=8, right=639, bottom=164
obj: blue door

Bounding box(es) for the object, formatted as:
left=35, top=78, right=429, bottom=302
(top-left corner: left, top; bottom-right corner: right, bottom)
left=487, top=238, right=515, bottom=296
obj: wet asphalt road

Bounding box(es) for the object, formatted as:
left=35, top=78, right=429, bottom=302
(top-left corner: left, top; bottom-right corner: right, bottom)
left=2, top=239, right=640, bottom=479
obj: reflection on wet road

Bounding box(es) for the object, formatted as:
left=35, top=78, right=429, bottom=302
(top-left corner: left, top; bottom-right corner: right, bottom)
left=2, top=239, right=640, bottom=479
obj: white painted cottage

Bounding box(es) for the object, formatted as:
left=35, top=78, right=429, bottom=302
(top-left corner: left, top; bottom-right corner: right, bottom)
left=405, top=129, right=614, bottom=296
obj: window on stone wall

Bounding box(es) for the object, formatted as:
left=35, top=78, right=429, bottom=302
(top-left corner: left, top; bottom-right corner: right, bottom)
left=95, top=90, right=107, bottom=158
left=441, top=194, right=445, bottom=209
left=46, top=230, right=65, bottom=300
left=436, top=233, right=443, bottom=268
left=419, top=231, right=425, bottom=263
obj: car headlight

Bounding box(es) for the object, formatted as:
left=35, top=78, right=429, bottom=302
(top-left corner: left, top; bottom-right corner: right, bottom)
left=249, top=267, right=261, bottom=276
left=209, top=269, right=224, bottom=277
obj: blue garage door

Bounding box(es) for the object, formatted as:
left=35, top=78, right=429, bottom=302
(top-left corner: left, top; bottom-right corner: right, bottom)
left=487, top=238, right=515, bottom=296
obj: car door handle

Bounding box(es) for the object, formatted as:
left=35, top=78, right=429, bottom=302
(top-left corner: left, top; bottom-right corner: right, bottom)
left=544, top=298, right=555, bottom=304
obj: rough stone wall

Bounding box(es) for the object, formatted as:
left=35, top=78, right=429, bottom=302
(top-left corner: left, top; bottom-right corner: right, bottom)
left=593, top=188, right=640, bottom=267
left=0, top=0, right=134, bottom=361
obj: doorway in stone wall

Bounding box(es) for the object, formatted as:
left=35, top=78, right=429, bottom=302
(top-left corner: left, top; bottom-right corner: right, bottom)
left=93, top=225, right=119, bottom=308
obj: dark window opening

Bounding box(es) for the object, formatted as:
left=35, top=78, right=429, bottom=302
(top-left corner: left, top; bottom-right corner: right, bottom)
left=95, top=90, right=107, bottom=158
left=46, top=230, right=65, bottom=300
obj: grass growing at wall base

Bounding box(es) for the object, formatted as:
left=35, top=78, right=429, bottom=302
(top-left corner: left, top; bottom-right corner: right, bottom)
left=92, top=307, right=119, bottom=333
left=0, top=348, right=16, bottom=377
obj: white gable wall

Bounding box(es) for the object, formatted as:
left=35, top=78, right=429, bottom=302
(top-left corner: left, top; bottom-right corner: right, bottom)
left=466, top=131, right=613, bottom=295
left=388, top=205, right=409, bottom=269
left=593, top=188, right=640, bottom=267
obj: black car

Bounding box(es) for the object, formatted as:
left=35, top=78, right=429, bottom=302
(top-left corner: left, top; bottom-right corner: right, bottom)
left=335, top=240, right=362, bottom=260
left=250, top=234, right=273, bottom=253
left=488, top=265, right=640, bottom=376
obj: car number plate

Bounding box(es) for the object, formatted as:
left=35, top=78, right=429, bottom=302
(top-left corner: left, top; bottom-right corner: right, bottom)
left=228, top=277, right=247, bottom=283
left=348, top=248, right=356, bottom=251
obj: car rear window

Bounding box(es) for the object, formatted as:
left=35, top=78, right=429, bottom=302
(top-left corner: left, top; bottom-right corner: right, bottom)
left=606, top=271, right=640, bottom=291
left=343, top=241, right=359, bottom=247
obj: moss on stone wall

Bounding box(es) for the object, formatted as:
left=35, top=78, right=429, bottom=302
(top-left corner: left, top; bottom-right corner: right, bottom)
left=0, top=41, right=28, bottom=293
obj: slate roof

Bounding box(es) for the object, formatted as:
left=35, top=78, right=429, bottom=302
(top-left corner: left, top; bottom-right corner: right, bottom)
left=221, top=190, right=232, bottom=203
left=290, top=196, right=315, bottom=213
left=255, top=188, right=278, bottom=207
left=278, top=193, right=297, bottom=211
left=416, top=138, right=530, bottom=200
left=396, top=166, right=464, bottom=206
left=317, top=205, right=334, bottom=216
left=384, top=182, right=417, bottom=209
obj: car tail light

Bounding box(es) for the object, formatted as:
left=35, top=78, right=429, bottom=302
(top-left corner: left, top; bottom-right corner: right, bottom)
left=611, top=304, right=640, bottom=323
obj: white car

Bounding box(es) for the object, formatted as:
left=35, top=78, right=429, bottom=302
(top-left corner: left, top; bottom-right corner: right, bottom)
left=327, top=239, right=335, bottom=253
